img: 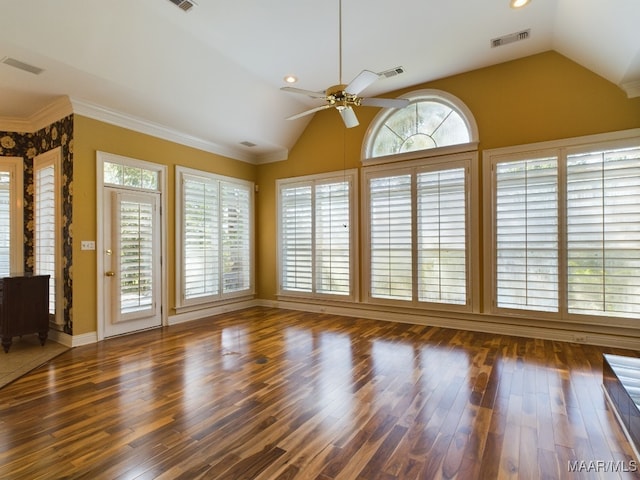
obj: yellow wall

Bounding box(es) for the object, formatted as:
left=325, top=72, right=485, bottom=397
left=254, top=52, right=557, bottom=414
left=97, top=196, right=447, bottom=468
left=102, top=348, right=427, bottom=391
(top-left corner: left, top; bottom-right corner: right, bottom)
left=73, top=116, right=256, bottom=335
left=70, top=51, right=640, bottom=335
left=256, top=51, right=640, bottom=301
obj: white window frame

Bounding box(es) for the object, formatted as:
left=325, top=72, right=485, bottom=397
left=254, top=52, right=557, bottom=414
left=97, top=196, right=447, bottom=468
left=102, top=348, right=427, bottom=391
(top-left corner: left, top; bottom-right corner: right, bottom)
left=362, top=152, right=479, bottom=312
left=276, top=169, right=358, bottom=302
left=34, top=147, right=63, bottom=325
left=0, top=157, right=24, bottom=277
left=484, top=128, right=640, bottom=326
left=175, top=166, right=255, bottom=310
left=362, top=89, right=479, bottom=164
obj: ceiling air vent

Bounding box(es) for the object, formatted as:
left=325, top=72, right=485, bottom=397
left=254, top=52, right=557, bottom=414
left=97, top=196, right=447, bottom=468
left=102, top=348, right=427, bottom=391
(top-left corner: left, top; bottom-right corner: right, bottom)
left=167, top=0, right=197, bottom=12
left=491, top=29, right=531, bottom=48
left=240, top=141, right=257, bottom=148
left=1, top=57, right=44, bottom=75
left=380, top=66, right=405, bottom=79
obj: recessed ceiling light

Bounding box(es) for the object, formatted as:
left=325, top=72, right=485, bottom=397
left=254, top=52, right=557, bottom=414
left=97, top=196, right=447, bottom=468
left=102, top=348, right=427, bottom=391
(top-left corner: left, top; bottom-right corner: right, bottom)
left=284, top=75, right=298, bottom=84
left=510, top=0, right=531, bottom=8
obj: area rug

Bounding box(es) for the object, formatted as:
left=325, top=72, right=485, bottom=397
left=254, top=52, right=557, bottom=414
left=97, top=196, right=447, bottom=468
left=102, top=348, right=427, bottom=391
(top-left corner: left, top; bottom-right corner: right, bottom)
left=0, top=335, right=69, bottom=389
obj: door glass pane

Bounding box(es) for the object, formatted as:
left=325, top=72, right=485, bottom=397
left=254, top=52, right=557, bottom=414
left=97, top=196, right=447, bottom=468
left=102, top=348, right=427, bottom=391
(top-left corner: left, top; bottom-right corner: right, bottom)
left=120, top=200, right=154, bottom=315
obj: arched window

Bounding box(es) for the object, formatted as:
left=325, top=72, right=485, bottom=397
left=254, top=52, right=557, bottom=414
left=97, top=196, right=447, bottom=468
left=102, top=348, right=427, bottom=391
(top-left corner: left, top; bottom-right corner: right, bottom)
left=363, top=89, right=478, bottom=162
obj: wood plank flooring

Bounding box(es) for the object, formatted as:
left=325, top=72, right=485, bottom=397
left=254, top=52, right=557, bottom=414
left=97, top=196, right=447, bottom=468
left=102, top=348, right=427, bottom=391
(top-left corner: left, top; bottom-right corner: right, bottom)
left=1, top=307, right=639, bottom=479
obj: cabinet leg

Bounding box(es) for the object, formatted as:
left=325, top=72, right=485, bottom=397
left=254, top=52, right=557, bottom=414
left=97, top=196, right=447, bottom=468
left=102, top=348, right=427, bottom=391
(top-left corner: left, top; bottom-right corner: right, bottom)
left=38, top=331, right=48, bottom=346
left=2, top=337, right=11, bottom=353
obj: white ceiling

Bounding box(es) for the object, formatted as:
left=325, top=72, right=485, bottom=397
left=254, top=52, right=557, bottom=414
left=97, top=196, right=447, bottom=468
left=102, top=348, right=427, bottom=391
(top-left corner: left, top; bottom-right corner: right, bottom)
left=1, top=0, right=639, bottom=163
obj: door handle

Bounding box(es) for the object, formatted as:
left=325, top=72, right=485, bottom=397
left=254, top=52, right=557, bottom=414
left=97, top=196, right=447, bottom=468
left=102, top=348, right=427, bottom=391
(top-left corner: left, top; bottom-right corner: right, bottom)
left=105, top=271, right=115, bottom=277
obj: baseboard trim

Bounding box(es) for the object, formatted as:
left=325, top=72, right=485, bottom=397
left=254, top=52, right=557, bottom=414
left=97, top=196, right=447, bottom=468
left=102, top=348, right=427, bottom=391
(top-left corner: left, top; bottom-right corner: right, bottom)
left=259, top=299, right=640, bottom=350
left=168, top=299, right=260, bottom=326
left=49, top=329, right=98, bottom=348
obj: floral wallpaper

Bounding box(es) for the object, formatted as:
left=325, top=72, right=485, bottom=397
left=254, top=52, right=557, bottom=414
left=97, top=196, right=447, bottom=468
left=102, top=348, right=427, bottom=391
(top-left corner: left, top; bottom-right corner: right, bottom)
left=0, top=115, right=74, bottom=334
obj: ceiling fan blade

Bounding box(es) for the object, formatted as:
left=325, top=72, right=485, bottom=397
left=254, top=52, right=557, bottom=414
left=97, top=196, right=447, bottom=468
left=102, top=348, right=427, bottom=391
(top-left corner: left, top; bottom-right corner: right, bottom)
left=345, top=70, right=380, bottom=95
left=281, top=86, right=327, bottom=99
left=360, top=97, right=411, bottom=109
left=286, top=104, right=332, bottom=121
left=338, top=106, right=359, bottom=128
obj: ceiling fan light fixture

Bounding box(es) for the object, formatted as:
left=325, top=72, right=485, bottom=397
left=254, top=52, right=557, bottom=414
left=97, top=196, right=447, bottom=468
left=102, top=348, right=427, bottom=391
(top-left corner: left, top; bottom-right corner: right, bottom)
left=510, top=0, right=531, bottom=8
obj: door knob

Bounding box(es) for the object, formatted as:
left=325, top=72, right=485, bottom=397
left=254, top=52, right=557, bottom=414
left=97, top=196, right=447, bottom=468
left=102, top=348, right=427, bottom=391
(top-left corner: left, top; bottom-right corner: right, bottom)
left=105, top=271, right=115, bottom=277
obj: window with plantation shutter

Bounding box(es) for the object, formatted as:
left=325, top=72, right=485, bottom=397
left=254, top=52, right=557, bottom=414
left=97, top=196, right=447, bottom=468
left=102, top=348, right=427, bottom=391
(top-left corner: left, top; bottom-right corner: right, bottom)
left=494, top=157, right=559, bottom=312
left=280, top=184, right=313, bottom=292
left=567, top=146, right=640, bottom=318
left=278, top=171, right=356, bottom=299
left=487, top=131, right=640, bottom=323
left=176, top=167, right=254, bottom=307
left=34, top=149, right=61, bottom=321
left=369, top=174, right=413, bottom=300
left=221, top=182, right=251, bottom=293
left=0, top=172, right=11, bottom=277
left=417, top=168, right=467, bottom=304
left=183, top=175, right=219, bottom=300
left=364, top=157, right=472, bottom=308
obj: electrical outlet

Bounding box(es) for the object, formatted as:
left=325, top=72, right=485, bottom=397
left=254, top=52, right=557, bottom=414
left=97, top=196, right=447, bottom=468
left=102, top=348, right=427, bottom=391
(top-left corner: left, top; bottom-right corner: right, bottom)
left=81, top=240, right=96, bottom=251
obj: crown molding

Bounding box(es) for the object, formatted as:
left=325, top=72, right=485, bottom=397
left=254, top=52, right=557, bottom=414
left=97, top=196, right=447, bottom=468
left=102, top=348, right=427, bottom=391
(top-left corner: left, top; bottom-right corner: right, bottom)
left=1, top=96, right=288, bottom=164
left=69, top=97, right=257, bottom=164
left=0, top=96, right=73, bottom=133
left=621, top=79, right=640, bottom=99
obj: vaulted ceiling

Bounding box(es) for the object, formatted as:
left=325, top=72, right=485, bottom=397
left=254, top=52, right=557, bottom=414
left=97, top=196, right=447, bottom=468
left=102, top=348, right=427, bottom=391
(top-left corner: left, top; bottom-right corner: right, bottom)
left=1, top=0, right=639, bottom=163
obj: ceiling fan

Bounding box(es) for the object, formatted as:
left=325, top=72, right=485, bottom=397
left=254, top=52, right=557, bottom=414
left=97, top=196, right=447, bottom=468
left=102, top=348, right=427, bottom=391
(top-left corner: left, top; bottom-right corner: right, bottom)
left=281, top=0, right=410, bottom=128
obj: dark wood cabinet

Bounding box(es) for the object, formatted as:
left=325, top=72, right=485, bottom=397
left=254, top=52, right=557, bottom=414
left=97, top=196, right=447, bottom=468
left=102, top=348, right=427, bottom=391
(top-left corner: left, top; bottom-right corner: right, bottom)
left=0, top=275, right=50, bottom=353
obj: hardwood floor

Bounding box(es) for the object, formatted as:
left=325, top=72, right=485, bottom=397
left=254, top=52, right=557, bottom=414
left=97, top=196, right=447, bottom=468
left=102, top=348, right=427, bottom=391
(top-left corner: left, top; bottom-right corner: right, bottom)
left=0, top=307, right=639, bottom=479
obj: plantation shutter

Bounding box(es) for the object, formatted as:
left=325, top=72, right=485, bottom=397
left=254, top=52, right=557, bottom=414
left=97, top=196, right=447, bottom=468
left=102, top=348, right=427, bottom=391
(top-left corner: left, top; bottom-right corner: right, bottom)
left=495, top=157, right=559, bottom=312
left=118, top=197, right=156, bottom=315
left=417, top=168, right=467, bottom=304
left=567, top=146, right=640, bottom=318
left=35, top=164, right=56, bottom=315
left=183, top=175, right=219, bottom=300
left=221, top=182, right=251, bottom=293
left=369, top=174, right=413, bottom=300
left=0, top=173, right=10, bottom=277
left=280, top=185, right=313, bottom=292
left=315, top=181, right=350, bottom=295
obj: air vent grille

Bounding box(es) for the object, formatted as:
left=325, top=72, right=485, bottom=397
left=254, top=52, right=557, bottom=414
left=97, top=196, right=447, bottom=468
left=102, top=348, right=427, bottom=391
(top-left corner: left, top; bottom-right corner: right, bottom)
left=491, top=29, right=531, bottom=48
left=380, top=66, right=405, bottom=78
left=240, top=141, right=257, bottom=148
left=1, top=57, right=44, bottom=75
left=168, top=0, right=197, bottom=12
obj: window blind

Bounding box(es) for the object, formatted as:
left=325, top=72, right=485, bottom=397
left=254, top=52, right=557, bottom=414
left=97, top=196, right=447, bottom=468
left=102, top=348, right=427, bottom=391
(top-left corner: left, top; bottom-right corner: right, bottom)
left=279, top=175, right=353, bottom=297
left=417, top=168, right=467, bottom=304
left=369, top=174, right=413, bottom=300
left=35, top=164, right=56, bottom=315
left=495, top=157, right=558, bottom=312
left=119, top=200, right=155, bottom=314
left=221, top=182, right=251, bottom=293
left=280, top=185, right=313, bottom=292
left=315, top=181, right=350, bottom=295
left=183, top=176, right=219, bottom=300
left=180, top=172, right=253, bottom=303
left=567, top=146, right=640, bottom=318
left=0, top=173, right=10, bottom=277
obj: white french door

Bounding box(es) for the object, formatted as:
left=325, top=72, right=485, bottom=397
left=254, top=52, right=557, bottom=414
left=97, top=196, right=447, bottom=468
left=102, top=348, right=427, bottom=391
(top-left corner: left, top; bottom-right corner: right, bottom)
left=103, top=187, right=161, bottom=337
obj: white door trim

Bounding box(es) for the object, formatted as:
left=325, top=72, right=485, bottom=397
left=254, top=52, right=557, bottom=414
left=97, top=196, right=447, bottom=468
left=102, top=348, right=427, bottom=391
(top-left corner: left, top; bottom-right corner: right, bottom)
left=96, top=151, right=168, bottom=341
